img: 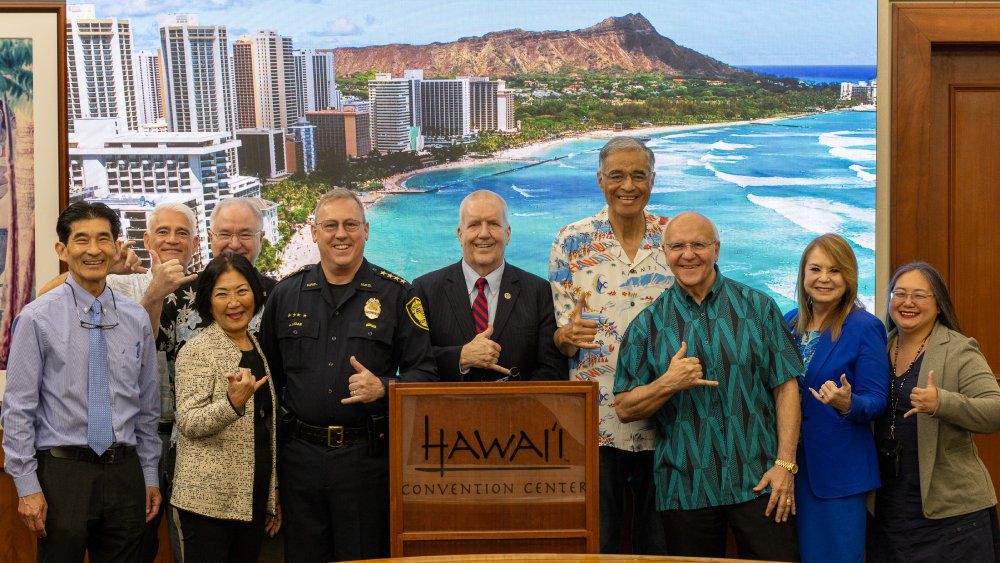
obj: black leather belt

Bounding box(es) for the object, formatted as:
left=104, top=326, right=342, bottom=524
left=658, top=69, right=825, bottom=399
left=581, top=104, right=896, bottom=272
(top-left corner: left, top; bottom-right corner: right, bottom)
left=293, top=421, right=367, bottom=448
left=41, top=445, right=136, bottom=464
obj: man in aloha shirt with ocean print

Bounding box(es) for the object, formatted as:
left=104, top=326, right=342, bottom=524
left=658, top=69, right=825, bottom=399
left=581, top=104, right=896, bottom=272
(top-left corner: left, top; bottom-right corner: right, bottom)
left=549, top=136, right=671, bottom=555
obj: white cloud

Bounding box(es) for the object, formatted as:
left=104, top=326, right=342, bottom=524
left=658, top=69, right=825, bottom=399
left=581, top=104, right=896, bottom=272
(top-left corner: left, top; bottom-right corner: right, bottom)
left=83, top=0, right=248, bottom=18
left=326, top=17, right=361, bottom=36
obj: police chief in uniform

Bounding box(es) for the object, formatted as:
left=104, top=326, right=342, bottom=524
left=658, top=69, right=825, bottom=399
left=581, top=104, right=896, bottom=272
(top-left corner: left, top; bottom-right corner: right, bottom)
left=259, top=188, right=437, bottom=562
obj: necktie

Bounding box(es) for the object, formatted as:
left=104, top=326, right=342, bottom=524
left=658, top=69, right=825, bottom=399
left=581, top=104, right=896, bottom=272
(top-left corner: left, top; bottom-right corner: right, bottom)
left=87, top=299, right=114, bottom=455
left=472, top=277, right=489, bottom=333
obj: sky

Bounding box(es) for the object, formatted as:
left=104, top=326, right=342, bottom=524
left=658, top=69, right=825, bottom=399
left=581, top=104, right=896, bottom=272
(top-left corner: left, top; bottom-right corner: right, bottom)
left=85, top=0, right=876, bottom=66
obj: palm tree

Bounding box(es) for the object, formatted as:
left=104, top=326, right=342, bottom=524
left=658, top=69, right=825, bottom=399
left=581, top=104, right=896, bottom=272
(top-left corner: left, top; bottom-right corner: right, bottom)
left=0, top=38, right=34, bottom=367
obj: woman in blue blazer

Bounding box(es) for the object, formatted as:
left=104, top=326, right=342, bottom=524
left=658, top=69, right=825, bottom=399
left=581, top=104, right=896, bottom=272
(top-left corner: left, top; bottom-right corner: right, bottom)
left=785, top=234, right=889, bottom=563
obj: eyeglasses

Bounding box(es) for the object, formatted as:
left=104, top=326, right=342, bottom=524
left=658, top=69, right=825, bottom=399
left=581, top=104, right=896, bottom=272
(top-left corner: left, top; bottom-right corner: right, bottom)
left=665, top=240, right=717, bottom=253
left=66, top=282, right=120, bottom=330
left=602, top=171, right=651, bottom=186
left=211, top=230, right=259, bottom=243
left=315, top=220, right=364, bottom=233
left=890, top=290, right=933, bottom=303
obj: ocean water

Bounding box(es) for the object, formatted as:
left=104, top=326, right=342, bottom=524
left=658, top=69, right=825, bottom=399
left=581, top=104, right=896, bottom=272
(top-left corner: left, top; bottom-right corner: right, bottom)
left=364, top=111, right=877, bottom=313
left=739, top=65, right=877, bottom=85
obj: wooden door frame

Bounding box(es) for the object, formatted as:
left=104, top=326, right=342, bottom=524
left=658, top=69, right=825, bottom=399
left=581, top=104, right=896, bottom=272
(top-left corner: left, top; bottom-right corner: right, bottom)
left=885, top=2, right=1000, bottom=288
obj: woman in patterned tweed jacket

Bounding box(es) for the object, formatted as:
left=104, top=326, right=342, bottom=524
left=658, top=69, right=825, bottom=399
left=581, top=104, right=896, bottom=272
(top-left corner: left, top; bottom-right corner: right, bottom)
left=170, top=252, right=279, bottom=562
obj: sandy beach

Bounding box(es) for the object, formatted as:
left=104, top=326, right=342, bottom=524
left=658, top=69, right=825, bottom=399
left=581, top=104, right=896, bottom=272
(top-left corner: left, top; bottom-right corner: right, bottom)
left=387, top=113, right=820, bottom=186
left=381, top=155, right=532, bottom=192
left=276, top=223, right=318, bottom=277
left=498, top=113, right=816, bottom=159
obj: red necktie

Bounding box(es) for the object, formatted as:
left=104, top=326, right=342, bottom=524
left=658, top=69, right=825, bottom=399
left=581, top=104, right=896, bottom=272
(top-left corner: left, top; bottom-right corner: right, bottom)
left=472, top=277, right=489, bottom=333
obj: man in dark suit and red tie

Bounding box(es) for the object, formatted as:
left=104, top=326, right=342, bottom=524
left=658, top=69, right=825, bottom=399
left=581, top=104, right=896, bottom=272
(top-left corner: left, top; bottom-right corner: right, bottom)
left=413, top=190, right=567, bottom=382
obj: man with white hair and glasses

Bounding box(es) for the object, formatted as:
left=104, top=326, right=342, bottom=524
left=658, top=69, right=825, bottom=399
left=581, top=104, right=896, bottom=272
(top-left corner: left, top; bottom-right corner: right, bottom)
left=157, top=197, right=277, bottom=361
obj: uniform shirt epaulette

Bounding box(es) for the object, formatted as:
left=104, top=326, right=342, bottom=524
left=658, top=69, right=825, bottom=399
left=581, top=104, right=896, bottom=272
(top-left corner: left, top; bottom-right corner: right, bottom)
left=375, top=267, right=411, bottom=287
left=285, top=264, right=313, bottom=278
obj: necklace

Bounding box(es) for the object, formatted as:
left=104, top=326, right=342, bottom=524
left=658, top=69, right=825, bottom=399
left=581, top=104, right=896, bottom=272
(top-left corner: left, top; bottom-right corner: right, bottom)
left=888, top=333, right=930, bottom=439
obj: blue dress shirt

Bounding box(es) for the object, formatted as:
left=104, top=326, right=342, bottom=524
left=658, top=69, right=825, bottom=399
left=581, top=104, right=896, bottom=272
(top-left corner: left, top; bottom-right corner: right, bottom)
left=1, top=275, right=161, bottom=496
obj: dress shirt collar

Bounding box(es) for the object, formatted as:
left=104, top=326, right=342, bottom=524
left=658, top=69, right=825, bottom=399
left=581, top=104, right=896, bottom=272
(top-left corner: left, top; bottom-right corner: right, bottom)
left=595, top=205, right=665, bottom=266
left=65, top=273, right=114, bottom=314
left=461, top=260, right=505, bottom=296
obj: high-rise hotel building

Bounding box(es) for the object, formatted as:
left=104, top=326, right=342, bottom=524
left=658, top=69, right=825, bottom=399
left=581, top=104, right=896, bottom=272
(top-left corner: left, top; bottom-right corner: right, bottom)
left=369, top=73, right=421, bottom=154
left=232, top=37, right=257, bottom=130
left=306, top=108, right=370, bottom=163
left=232, top=32, right=298, bottom=132
left=66, top=4, right=139, bottom=133
left=420, top=79, right=471, bottom=143
left=158, top=14, right=237, bottom=136
left=133, top=50, right=166, bottom=127
left=497, top=81, right=517, bottom=132
left=288, top=120, right=317, bottom=174
left=157, top=14, right=261, bottom=226
left=459, top=76, right=498, bottom=133
left=295, top=49, right=340, bottom=114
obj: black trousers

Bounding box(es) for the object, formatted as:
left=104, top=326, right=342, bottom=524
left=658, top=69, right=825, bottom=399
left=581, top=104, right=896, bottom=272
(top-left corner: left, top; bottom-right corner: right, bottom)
left=172, top=508, right=265, bottom=563
left=660, top=494, right=799, bottom=561
left=280, top=438, right=389, bottom=563
left=35, top=449, right=147, bottom=563
left=139, top=430, right=180, bottom=563
left=598, top=446, right=667, bottom=554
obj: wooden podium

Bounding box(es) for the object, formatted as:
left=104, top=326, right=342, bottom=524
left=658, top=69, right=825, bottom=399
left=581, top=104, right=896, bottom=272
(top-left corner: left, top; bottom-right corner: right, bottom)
left=389, top=381, right=599, bottom=557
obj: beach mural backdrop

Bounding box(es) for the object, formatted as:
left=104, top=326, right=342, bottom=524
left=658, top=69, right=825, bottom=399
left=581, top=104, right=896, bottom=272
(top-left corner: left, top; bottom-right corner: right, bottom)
left=71, top=0, right=876, bottom=311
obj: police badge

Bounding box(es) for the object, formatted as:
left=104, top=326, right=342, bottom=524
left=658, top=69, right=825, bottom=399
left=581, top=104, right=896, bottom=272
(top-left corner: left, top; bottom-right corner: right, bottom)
left=364, top=298, right=381, bottom=320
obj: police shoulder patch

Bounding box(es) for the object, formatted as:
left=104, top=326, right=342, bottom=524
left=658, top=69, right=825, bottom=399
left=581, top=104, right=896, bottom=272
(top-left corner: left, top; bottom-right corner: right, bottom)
left=405, top=296, right=429, bottom=331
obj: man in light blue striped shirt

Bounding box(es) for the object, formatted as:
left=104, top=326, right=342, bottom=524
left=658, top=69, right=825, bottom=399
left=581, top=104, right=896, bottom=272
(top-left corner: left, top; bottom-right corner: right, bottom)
left=2, top=202, right=161, bottom=561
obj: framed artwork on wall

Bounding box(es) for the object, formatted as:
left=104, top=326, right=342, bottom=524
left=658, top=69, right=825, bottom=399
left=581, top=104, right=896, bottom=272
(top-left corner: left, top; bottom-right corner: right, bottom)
left=0, top=3, right=67, bottom=386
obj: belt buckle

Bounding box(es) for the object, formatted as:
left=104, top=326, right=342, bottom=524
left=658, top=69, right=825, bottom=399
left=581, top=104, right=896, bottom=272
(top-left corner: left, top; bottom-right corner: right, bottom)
left=103, top=447, right=120, bottom=463
left=327, top=426, right=344, bottom=448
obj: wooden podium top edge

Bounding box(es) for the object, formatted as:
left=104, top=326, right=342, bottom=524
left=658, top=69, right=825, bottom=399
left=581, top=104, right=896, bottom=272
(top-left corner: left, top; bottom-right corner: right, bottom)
left=389, top=381, right=597, bottom=396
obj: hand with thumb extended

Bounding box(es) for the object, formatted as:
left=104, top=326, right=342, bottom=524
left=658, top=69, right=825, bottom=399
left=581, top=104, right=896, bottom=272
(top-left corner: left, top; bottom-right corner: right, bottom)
left=809, top=373, right=852, bottom=414
left=226, top=369, right=269, bottom=411
left=342, top=356, right=385, bottom=404
left=460, top=324, right=507, bottom=373
left=111, top=240, right=147, bottom=275
left=660, top=341, right=717, bottom=392
left=147, top=250, right=198, bottom=301
left=905, top=370, right=938, bottom=418
left=556, top=295, right=600, bottom=352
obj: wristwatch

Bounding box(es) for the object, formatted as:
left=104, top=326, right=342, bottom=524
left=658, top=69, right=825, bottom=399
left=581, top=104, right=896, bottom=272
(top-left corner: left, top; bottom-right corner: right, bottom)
left=774, top=459, right=798, bottom=474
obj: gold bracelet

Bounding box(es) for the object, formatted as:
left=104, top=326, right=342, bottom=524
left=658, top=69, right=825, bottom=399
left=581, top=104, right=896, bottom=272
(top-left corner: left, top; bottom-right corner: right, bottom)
left=774, top=459, right=798, bottom=474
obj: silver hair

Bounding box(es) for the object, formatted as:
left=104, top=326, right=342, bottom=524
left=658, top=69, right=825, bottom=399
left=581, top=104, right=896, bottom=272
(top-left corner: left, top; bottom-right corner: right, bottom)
left=148, top=201, right=196, bottom=233
left=459, top=190, right=508, bottom=227
left=211, top=197, right=264, bottom=231
left=598, top=136, right=655, bottom=173
left=313, top=188, right=366, bottom=221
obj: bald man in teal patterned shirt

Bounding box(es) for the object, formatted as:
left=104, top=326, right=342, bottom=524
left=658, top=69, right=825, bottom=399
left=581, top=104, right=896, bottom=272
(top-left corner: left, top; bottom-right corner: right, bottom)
left=614, top=212, right=804, bottom=561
